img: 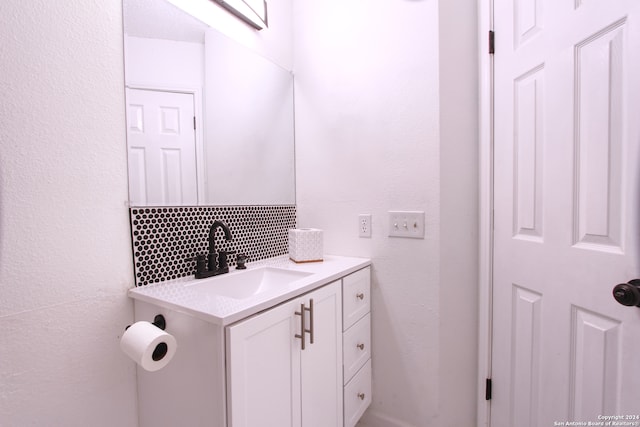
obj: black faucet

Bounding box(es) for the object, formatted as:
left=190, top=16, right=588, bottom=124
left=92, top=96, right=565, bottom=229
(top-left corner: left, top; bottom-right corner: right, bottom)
left=194, top=220, right=234, bottom=279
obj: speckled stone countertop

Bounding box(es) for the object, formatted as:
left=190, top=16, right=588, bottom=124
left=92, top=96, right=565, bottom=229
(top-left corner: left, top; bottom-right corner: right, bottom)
left=128, top=254, right=371, bottom=325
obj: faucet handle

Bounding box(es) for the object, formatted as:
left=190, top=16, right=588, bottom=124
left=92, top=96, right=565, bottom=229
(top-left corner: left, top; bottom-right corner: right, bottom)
left=236, top=253, right=249, bottom=270
left=190, top=254, right=206, bottom=263
left=218, top=251, right=236, bottom=270
left=192, top=254, right=208, bottom=276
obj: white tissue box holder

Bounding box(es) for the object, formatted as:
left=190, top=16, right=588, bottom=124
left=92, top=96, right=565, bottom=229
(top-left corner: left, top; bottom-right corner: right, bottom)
left=289, top=228, right=323, bottom=263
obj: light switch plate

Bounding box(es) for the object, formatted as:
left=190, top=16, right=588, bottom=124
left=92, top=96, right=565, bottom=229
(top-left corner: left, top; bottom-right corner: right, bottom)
left=388, top=211, right=425, bottom=238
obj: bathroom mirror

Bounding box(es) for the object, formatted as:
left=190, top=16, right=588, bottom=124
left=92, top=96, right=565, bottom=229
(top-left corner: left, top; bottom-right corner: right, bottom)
left=123, top=0, right=295, bottom=206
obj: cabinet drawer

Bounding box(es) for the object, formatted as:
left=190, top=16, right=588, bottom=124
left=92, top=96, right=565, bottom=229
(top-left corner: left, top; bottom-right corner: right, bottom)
left=343, top=313, right=371, bottom=385
left=342, top=267, right=371, bottom=330
left=343, top=359, right=372, bottom=427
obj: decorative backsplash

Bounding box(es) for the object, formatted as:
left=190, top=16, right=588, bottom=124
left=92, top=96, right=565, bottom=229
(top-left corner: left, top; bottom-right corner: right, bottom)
left=129, top=205, right=296, bottom=286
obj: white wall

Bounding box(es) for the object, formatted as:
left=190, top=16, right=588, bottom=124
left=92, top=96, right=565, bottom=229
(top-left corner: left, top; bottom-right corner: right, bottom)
left=203, top=29, right=295, bottom=205
left=293, top=0, right=478, bottom=425
left=124, top=36, right=204, bottom=88
left=438, top=0, right=480, bottom=424
left=0, top=1, right=137, bottom=426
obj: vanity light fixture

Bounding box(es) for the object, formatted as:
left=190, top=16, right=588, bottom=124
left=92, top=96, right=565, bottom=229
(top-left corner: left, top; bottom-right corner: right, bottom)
left=167, top=0, right=267, bottom=31
left=214, top=0, right=268, bottom=30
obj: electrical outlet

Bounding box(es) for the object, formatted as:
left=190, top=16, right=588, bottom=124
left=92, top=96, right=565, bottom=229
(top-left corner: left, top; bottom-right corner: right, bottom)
left=388, top=211, right=425, bottom=238
left=359, top=214, right=372, bottom=238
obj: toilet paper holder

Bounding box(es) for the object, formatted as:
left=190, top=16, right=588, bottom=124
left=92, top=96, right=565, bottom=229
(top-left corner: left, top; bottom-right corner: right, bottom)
left=124, top=314, right=169, bottom=363
left=125, top=314, right=166, bottom=331
left=121, top=314, right=176, bottom=369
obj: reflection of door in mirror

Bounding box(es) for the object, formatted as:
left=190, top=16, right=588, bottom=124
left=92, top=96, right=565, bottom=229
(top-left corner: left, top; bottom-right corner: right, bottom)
left=126, top=88, right=198, bottom=206
left=123, top=0, right=295, bottom=207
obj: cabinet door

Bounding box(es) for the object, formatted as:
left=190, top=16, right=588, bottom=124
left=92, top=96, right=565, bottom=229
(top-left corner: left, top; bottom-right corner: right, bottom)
left=301, top=281, right=343, bottom=427
left=226, top=298, right=302, bottom=427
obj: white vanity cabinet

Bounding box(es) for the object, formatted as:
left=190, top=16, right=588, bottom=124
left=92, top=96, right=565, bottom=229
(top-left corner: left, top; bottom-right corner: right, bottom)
left=226, top=280, right=343, bottom=427
left=130, top=257, right=371, bottom=427
left=225, top=267, right=372, bottom=427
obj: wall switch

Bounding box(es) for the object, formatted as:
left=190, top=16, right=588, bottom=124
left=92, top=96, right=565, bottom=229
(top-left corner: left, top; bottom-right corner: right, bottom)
left=359, top=214, right=372, bottom=238
left=388, top=211, right=425, bottom=239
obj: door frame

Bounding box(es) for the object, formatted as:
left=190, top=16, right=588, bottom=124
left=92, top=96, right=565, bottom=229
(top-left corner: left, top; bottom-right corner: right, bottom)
left=477, top=0, right=494, bottom=426
left=124, top=83, right=206, bottom=206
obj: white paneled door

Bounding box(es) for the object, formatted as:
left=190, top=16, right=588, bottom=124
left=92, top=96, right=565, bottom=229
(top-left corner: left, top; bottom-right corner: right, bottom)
left=491, top=0, right=640, bottom=426
left=125, top=88, right=198, bottom=206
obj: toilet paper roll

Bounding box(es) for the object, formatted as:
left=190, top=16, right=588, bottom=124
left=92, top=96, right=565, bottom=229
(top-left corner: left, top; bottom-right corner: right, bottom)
left=120, top=321, right=177, bottom=372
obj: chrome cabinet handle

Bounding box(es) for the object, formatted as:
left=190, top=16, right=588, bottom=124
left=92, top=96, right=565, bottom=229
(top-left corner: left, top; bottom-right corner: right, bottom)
left=307, top=298, right=314, bottom=344
left=357, top=343, right=365, bottom=350
left=358, top=392, right=366, bottom=400
left=356, top=293, right=365, bottom=300
left=295, top=300, right=314, bottom=350
left=295, top=302, right=306, bottom=350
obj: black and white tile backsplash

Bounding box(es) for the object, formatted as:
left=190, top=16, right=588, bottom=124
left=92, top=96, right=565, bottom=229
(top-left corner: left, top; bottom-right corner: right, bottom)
left=129, top=205, right=296, bottom=286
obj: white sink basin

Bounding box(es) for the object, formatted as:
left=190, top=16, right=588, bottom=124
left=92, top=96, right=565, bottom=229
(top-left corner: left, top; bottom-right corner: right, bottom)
left=185, top=267, right=313, bottom=300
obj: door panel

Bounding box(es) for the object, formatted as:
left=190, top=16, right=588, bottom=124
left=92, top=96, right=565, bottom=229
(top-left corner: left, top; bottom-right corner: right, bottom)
left=509, top=285, right=541, bottom=427
left=226, top=298, right=302, bottom=427
left=491, top=0, right=640, bottom=425
left=513, top=65, right=544, bottom=241
left=300, top=281, right=343, bottom=427
left=125, top=88, right=198, bottom=206
left=573, top=21, right=625, bottom=251
left=569, top=308, right=621, bottom=420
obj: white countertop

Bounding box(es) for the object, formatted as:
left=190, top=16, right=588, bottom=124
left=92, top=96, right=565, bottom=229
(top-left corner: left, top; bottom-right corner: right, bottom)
left=128, top=254, right=371, bottom=326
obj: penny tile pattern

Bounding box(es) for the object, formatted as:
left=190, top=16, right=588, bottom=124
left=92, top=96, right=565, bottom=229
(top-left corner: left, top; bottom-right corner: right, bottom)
left=129, top=205, right=296, bottom=286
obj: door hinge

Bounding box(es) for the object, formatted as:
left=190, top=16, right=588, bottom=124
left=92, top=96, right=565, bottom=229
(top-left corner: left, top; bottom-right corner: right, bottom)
left=485, top=378, right=492, bottom=400
left=489, top=30, right=495, bottom=55
left=193, top=116, right=196, bottom=130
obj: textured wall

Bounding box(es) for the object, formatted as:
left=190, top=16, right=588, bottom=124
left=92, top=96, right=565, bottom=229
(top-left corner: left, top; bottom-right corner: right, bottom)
left=0, top=1, right=137, bottom=425
left=293, top=0, right=479, bottom=425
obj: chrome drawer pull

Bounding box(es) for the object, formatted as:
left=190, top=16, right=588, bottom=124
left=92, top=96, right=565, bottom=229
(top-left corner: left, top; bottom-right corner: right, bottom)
left=358, top=392, right=366, bottom=400
left=307, top=298, right=314, bottom=344
left=357, top=343, right=365, bottom=350
left=295, top=300, right=314, bottom=349
left=295, top=302, right=306, bottom=350
left=356, top=293, right=365, bottom=300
